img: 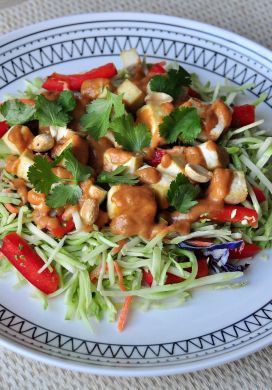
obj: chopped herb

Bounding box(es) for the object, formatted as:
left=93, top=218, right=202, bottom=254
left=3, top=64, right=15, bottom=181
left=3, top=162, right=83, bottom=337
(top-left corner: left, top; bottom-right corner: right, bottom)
left=149, top=65, right=191, bottom=100
left=0, top=100, right=35, bottom=126
left=159, top=107, right=201, bottom=144
left=80, top=91, right=125, bottom=140
left=111, top=114, right=151, bottom=152
left=167, top=173, right=199, bottom=213
left=97, top=166, right=139, bottom=185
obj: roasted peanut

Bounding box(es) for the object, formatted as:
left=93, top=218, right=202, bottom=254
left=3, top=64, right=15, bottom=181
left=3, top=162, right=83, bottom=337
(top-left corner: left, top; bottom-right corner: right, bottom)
left=80, top=199, right=99, bottom=225
left=31, top=134, right=54, bottom=152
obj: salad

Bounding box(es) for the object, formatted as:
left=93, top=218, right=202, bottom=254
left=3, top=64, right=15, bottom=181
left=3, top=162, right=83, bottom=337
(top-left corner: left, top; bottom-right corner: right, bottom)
left=0, top=48, right=271, bottom=332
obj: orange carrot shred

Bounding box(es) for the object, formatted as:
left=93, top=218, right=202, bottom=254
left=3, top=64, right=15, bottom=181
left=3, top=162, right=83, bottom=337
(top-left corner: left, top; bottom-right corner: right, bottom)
left=117, top=296, right=133, bottom=332
left=5, top=203, right=19, bottom=214
left=111, top=239, right=127, bottom=255
left=113, top=261, right=126, bottom=291
left=18, top=98, right=35, bottom=106
left=90, top=264, right=109, bottom=282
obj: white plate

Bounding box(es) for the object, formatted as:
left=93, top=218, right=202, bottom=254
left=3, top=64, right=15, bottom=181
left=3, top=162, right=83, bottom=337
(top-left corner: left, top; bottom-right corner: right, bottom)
left=0, top=12, right=272, bottom=377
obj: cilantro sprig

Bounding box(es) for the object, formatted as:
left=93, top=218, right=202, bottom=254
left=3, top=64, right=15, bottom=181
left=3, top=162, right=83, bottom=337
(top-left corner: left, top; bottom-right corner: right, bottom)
left=28, top=147, right=92, bottom=208
left=0, top=91, right=76, bottom=127
left=167, top=173, right=199, bottom=213
left=35, top=91, right=76, bottom=127
left=0, top=100, right=36, bottom=126
left=80, top=91, right=125, bottom=140
left=149, top=65, right=191, bottom=100
left=159, top=107, right=201, bottom=144
left=111, top=114, right=151, bottom=152
left=97, top=166, right=139, bottom=186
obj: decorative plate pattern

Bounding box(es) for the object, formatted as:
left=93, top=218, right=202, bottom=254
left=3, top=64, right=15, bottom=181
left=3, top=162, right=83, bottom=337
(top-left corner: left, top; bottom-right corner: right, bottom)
left=0, top=13, right=272, bottom=376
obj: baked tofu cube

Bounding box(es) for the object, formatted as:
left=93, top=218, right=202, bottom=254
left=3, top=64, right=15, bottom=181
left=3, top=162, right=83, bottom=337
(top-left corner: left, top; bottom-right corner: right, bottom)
left=51, top=132, right=89, bottom=165
left=197, top=141, right=229, bottom=170
left=120, top=49, right=140, bottom=68
left=107, top=185, right=121, bottom=219
left=157, top=154, right=186, bottom=177
left=136, top=103, right=173, bottom=147
left=117, top=79, right=144, bottom=110
left=88, top=184, right=107, bottom=204
left=103, top=148, right=143, bottom=174
left=16, top=151, right=34, bottom=180
left=2, top=125, right=34, bottom=154
left=225, top=171, right=248, bottom=204
left=150, top=173, right=173, bottom=209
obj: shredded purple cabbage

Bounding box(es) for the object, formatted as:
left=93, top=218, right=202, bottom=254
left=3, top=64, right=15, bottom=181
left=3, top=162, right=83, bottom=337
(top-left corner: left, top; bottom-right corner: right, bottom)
left=178, top=240, right=248, bottom=273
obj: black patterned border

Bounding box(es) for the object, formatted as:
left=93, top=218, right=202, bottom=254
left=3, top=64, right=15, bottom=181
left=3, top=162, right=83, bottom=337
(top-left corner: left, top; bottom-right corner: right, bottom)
left=1, top=301, right=272, bottom=364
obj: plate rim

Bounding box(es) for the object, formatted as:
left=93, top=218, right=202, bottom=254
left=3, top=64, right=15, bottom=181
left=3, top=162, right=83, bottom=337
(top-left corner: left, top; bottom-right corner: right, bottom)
left=0, top=11, right=272, bottom=376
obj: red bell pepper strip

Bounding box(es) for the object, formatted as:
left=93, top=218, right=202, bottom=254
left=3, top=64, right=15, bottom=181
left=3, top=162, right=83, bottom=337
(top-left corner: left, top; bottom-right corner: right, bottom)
left=48, top=216, right=75, bottom=238
left=143, top=258, right=208, bottom=286
left=0, top=121, right=9, bottom=137
left=188, top=87, right=201, bottom=99
left=42, top=78, right=69, bottom=92
left=148, top=149, right=166, bottom=167
left=231, top=104, right=255, bottom=128
left=42, top=63, right=118, bottom=91
left=0, top=232, right=59, bottom=294
left=149, top=62, right=166, bottom=74
left=229, top=243, right=261, bottom=259
left=209, top=206, right=258, bottom=228
left=252, top=186, right=266, bottom=203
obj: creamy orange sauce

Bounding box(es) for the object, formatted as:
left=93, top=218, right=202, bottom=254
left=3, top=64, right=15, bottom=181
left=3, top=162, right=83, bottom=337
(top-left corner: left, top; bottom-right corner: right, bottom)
left=81, top=78, right=110, bottom=101
left=8, top=125, right=34, bottom=152
left=12, top=178, right=28, bottom=205
left=181, top=98, right=232, bottom=139
left=169, top=167, right=233, bottom=229
left=5, top=155, right=19, bottom=175
left=95, top=210, right=110, bottom=228
left=88, top=136, right=114, bottom=174
left=137, top=102, right=174, bottom=148
left=207, top=168, right=233, bottom=202
left=110, top=185, right=157, bottom=238
left=185, top=146, right=206, bottom=167
left=136, top=167, right=161, bottom=184
left=160, top=153, right=173, bottom=168
left=107, top=148, right=132, bottom=165
left=52, top=134, right=89, bottom=165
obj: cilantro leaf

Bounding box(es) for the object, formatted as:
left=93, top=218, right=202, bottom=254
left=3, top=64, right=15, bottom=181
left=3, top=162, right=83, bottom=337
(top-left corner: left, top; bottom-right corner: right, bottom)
left=35, top=95, right=70, bottom=127
left=46, top=184, right=82, bottom=208
left=80, top=99, right=112, bottom=140
left=27, top=155, right=60, bottom=195
left=150, top=66, right=191, bottom=100
left=167, top=173, right=199, bottom=213
left=159, top=107, right=201, bottom=144
left=58, top=90, right=77, bottom=112
left=80, top=91, right=125, bottom=140
left=111, top=114, right=151, bottom=152
left=97, top=166, right=139, bottom=185
left=0, top=100, right=35, bottom=126
left=61, top=147, right=92, bottom=182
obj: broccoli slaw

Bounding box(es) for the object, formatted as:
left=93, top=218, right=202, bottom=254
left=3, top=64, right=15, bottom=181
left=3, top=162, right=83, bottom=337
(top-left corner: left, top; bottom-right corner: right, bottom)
left=0, top=49, right=271, bottom=331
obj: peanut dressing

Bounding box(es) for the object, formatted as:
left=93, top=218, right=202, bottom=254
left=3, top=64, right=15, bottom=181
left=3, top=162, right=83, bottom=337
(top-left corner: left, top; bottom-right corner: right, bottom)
left=136, top=167, right=161, bottom=184
left=110, top=185, right=158, bottom=238
left=8, top=125, right=34, bottom=152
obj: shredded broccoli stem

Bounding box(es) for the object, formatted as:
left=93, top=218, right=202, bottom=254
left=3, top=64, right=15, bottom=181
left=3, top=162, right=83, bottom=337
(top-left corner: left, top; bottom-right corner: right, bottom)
left=1, top=68, right=271, bottom=331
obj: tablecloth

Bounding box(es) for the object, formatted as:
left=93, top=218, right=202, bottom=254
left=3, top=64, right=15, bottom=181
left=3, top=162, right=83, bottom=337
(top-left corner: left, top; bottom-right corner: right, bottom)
left=0, top=0, right=272, bottom=389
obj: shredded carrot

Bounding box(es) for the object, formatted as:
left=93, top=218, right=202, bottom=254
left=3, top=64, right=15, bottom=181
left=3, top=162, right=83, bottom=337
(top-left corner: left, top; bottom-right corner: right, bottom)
left=113, top=261, right=126, bottom=291
left=117, top=296, right=133, bottom=332
left=5, top=203, right=19, bottom=214
left=90, top=264, right=109, bottom=282
left=111, top=239, right=127, bottom=255
left=18, top=98, right=35, bottom=106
